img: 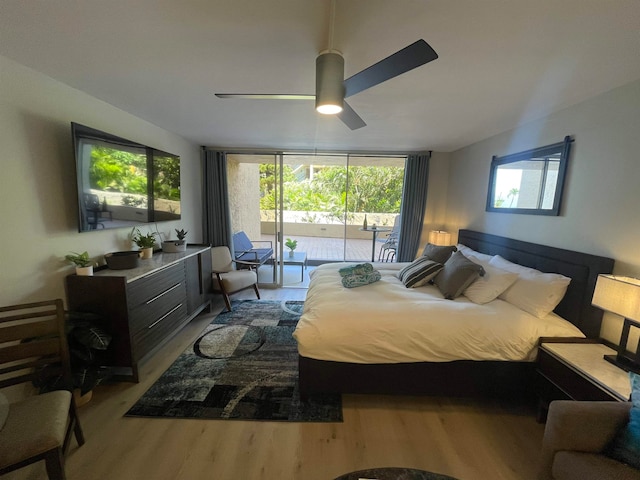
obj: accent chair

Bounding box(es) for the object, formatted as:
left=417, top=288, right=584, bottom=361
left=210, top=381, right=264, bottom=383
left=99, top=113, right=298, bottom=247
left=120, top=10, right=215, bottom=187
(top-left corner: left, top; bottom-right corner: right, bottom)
left=211, top=246, right=261, bottom=311
left=539, top=400, right=640, bottom=480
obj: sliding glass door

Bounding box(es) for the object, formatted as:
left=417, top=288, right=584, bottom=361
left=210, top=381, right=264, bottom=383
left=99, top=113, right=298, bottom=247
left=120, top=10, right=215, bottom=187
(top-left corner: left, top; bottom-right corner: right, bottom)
left=226, top=151, right=406, bottom=287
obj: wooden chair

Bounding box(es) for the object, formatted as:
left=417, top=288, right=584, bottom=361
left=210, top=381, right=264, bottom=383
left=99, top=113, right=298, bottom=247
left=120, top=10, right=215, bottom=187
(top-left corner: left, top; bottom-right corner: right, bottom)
left=0, top=299, right=85, bottom=480
left=211, top=246, right=261, bottom=311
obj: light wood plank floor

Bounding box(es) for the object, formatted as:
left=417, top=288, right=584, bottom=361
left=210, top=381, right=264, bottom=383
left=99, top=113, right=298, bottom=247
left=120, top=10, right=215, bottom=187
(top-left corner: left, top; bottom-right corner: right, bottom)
left=7, top=289, right=546, bottom=480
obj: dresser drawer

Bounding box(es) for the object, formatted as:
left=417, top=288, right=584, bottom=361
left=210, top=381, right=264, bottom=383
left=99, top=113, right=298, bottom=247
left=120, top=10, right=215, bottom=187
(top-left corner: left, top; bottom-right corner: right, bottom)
left=129, top=281, right=187, bottom=333
left=131, top=302, right=188, bottom=360
left=537, top=349, right=619, bottom=402
left=127, top=262, right=186, bottom=308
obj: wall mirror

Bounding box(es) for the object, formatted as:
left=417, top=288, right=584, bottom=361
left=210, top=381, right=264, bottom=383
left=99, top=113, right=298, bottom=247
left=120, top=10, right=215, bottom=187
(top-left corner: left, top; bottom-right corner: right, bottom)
left=486, top=136, right=572, bottom=216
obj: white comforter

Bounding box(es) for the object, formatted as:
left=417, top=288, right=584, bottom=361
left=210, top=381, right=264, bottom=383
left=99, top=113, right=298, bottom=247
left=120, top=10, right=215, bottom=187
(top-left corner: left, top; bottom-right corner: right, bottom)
left=293, top=262, right=584, bottom=363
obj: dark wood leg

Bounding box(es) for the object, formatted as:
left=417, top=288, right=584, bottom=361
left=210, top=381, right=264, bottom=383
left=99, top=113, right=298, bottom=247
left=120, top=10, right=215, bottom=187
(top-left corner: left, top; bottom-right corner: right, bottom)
left=222, top=293, right=232, bottom=311
left=71, top=401, right=85, bottom=446
left=253, top=284, right=261, bottom=299
left=44, top=448, right=66, bottom=480
left=63, top=400, right=85, bottom=453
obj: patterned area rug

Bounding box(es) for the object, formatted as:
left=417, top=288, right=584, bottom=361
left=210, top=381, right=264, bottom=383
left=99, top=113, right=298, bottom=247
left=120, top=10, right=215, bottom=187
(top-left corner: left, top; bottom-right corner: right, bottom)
left=126, top=300, right=342, bottom=422
left=334, top=467, right=459, bottom=480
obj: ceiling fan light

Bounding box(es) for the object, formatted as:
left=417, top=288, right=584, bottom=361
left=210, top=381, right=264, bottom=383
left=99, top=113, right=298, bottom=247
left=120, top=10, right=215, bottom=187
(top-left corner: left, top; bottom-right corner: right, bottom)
left=316, top=52, right=344, bottom=115
left=317, top=103, right=342, bottom=114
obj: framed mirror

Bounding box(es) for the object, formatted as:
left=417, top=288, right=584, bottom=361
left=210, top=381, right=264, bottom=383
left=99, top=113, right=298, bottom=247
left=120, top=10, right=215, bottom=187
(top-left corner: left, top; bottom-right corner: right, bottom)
left=486, top=136, right=573, bottom=216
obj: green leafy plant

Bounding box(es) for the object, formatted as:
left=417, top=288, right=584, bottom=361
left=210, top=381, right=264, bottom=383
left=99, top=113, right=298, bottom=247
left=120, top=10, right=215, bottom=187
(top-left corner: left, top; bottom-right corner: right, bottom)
left=285, top=238, right=298, bottom=252
left=175, top=228, right=188, bottom=241
left=131, top=228, right=156, bottom=249
left=34, top=311, right=112, bottom=396
left=67, top=312, right=113, bottom=395
left=65, top=251, right=92, bottom=268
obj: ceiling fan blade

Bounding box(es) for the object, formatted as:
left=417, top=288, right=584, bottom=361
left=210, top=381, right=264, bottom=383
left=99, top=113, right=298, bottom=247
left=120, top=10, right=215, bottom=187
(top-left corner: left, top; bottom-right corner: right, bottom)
left=215, top=94, right=315, bottom=100
left=343, top=39, right=438, bottom=98
left=337, top=101, right=367, bottom=130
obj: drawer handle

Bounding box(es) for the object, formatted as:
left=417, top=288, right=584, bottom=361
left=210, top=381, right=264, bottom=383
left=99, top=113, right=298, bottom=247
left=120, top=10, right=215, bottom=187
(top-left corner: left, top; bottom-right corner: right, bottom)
left=148, top=303, right=183, bottom=329
left=146, top=283, right=182, bottom=304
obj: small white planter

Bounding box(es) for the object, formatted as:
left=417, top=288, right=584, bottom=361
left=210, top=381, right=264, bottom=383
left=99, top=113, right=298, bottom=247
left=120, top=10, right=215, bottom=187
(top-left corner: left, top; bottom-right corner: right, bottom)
left=288, top=250, right=295, bottom=258
left=75, top=265, right=93, bottom=276
left=162, top=240, right=187, bottom=253
left=139, top=247, right=153, bottom=259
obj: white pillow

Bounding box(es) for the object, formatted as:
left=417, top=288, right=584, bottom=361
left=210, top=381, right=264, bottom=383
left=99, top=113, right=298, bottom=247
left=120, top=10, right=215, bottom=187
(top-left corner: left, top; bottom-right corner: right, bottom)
left=456, top=244, right=493, bottom=266
left=0, top=393, right=8, bottom=430
left=489, top=255, right=571, bottom=318
left=463, top=263, right=519, bottom=305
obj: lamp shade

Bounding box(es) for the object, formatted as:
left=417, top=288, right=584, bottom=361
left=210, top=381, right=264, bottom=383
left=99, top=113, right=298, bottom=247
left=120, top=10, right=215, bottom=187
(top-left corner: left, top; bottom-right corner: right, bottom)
left=428, top=230, right=451, bottom=246
left=315, top=52, right=344, bottom=114
left=592, top=274, right=640, bottom=322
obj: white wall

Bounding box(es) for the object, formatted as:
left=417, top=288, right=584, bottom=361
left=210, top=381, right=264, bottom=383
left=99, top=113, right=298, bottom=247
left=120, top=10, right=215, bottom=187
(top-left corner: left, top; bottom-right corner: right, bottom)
left=0, top=55, right=202, bottom=306
left=444, top=79, right=640, bottom=342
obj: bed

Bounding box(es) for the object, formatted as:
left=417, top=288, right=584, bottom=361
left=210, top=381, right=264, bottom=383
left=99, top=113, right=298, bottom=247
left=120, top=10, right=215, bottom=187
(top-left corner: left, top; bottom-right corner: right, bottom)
left=293, top=229, right=615, bottom=399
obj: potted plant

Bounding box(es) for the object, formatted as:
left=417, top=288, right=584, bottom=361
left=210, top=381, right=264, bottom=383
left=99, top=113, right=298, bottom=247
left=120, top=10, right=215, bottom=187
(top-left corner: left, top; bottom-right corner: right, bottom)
left=285, top=238, right=298, bottom=257
left=65, top=251, right=94, bottom=276
left=162, top=228, right=188, bottom=253
left=131, top=228, right=156, bottom=259
left=34, top=311, right=112, bottom=406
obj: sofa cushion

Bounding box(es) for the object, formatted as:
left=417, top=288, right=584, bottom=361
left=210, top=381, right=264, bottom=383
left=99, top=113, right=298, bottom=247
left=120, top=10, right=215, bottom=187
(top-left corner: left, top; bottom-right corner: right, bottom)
left=553, top=451, right=640, bottom=480
left=232, top=231, right=254, bottom=252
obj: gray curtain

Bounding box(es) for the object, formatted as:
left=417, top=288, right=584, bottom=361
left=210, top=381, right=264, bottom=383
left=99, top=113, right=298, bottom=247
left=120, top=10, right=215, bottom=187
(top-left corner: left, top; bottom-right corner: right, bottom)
left=396, top=152, right=431, bottom=262
left=202, top=149, right=232, bottom=247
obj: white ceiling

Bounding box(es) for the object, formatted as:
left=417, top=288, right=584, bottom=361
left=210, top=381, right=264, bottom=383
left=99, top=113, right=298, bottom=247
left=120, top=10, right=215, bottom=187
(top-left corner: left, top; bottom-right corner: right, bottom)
left=1, top=0, right=639, bottom=152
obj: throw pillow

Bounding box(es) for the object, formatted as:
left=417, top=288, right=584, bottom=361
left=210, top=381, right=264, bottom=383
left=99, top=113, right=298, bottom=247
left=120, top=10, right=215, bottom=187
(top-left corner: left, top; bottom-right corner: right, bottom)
left=422, top=244, right=457, bottom=264
left=490, top=255, right=571, bottom=318
left=434, top=251, right=485, bottom=299
left=398, top=257, right=444, bottom=288
left=463, top=263, right=519, bottom=305
left=604, top=372, right=640, bottom=469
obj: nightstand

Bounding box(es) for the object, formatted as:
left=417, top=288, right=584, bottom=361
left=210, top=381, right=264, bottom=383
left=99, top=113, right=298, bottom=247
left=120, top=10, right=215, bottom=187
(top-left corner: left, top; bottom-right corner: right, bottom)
left=535, top=339, right=631, bottom=421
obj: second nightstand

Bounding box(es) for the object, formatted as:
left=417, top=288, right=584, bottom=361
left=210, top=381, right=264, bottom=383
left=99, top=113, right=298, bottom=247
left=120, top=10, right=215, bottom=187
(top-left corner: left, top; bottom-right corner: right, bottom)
left=535, top=340, right=631, bottom=421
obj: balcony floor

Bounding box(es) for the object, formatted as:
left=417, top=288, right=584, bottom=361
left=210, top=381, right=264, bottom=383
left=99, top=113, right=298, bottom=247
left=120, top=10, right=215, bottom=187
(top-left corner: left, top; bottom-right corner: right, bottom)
left=260, top=233, right=397, bottom=264
left=257, top=234, right=397, bottom=288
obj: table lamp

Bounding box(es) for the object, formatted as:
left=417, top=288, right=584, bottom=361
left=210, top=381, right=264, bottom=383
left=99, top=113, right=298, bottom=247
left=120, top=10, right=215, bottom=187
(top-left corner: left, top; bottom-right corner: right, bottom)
left=591, top=274, right=640, bottom=374
left=428, top=230, right=451, bottom=246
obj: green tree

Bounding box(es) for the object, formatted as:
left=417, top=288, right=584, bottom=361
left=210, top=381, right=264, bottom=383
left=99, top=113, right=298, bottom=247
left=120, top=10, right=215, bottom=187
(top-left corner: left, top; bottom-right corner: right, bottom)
left=259, top=163, right=405, bottom=220
left=89, top=147, right=147, bottom=195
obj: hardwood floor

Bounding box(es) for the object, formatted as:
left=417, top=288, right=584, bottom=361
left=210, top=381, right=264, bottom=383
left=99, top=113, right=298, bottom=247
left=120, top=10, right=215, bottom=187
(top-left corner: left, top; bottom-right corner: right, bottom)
left=7, top=289, right=546, bottom=480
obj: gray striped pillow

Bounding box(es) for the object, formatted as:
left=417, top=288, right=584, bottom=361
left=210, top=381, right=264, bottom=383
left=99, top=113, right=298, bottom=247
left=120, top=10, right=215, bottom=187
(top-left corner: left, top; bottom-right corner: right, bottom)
left=398, top=257, right=444, bottom=288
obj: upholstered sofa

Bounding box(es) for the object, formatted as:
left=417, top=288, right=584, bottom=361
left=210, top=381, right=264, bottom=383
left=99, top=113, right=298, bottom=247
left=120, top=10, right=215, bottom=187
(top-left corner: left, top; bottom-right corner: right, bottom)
left=539, top=400, right=640, bottom=480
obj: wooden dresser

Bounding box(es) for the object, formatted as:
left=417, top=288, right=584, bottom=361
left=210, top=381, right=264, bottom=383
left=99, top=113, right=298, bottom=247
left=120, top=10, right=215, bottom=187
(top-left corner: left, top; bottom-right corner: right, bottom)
left=65, top=245, right=212, bottom=381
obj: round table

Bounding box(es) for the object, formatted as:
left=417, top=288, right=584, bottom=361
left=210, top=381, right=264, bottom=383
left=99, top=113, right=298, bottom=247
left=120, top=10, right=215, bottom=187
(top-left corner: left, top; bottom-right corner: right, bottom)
left=334, top=467, right=459, bottom=480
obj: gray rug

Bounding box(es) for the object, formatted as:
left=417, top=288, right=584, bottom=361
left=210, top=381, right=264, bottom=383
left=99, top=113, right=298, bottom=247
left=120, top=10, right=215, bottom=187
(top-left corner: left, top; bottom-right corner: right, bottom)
left=126, top=300, right=342, bottom=422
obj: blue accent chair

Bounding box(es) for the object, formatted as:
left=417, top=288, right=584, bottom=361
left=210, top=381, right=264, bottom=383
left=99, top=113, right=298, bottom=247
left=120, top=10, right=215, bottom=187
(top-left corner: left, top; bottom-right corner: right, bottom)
left=231, top=231, right=273, bottom=272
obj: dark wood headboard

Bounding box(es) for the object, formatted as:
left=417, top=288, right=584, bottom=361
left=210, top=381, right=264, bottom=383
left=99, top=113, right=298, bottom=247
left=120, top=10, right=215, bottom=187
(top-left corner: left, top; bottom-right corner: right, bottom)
left=458, top=229, right=614, bottom=338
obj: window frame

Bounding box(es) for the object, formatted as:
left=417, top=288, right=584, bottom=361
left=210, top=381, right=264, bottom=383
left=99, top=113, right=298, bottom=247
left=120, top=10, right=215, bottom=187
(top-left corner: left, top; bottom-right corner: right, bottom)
left=485, top=136, right=573, bottom=216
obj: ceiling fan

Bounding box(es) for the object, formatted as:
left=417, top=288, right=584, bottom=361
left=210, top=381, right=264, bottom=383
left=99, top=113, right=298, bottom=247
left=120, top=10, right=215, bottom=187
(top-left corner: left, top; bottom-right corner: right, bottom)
left=215, top=39, right=438, bottom=130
